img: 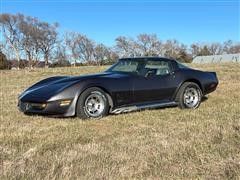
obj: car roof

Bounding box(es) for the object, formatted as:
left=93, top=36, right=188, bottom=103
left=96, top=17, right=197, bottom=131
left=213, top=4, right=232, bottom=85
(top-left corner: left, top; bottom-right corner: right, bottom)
left=119, top=56, right=177, bottom=62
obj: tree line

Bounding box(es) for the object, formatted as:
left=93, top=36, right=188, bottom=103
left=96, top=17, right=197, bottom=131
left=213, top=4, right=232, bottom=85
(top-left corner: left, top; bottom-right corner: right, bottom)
left=0, top=13, right=240, bottom=70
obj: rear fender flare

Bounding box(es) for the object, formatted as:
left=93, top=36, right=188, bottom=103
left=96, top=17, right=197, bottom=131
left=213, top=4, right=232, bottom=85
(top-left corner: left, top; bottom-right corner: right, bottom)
left=173, top=79, right=203, bottom=101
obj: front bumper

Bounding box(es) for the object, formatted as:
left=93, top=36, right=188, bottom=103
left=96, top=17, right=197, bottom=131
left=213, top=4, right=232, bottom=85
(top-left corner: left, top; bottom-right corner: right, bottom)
left=18, top=100, right=73, bottom=117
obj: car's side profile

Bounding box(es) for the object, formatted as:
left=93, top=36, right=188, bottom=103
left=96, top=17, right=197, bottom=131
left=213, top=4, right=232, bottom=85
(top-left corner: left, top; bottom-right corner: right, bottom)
left=18, top=57, right=218, bottom=119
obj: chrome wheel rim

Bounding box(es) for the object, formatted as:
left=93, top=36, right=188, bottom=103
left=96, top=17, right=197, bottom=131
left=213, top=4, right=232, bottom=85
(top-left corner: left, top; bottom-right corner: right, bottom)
left=84, top=92, right=105, bottom=117
left=183, top=87, right=199, bottom=108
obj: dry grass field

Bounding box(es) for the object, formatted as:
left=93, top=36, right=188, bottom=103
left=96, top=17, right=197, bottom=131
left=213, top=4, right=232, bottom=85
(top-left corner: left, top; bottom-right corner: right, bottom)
left=0, top=63, right=240, bottom=179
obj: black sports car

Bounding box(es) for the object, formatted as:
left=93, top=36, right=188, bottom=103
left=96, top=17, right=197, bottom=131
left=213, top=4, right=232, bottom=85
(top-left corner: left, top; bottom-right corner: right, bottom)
left=18, top=57, right=218, bottom=119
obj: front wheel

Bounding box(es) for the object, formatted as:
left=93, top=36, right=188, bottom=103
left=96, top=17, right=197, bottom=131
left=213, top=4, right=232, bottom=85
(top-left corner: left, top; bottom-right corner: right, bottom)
left=76, top=87, right=109, bottom=119
left=176, top=82, right=202, bottom=109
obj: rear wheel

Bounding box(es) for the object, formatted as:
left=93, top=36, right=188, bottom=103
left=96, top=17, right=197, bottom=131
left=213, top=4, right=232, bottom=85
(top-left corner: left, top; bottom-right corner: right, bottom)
left=76, top=87, right=109, bottom=119
left=176, top=82, right=202, bottom=109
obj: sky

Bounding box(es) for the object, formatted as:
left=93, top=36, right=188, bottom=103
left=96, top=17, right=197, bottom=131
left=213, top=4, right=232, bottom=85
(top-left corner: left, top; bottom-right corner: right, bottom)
left=1, top=0, right=240, bottom=46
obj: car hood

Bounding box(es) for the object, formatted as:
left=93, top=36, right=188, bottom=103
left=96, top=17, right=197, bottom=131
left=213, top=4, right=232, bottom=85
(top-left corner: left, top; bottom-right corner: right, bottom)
left=19, top=71, right=130, bottom=102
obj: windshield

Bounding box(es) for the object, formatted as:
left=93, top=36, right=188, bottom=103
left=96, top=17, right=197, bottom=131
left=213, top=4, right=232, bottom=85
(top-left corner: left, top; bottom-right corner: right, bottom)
left=107, top=60, right=141, bottom=74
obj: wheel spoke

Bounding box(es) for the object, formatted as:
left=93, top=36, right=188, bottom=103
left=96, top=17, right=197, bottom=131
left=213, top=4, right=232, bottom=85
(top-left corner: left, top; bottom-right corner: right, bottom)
left=84, top=92, right=105, bottom=117
left=183, top=87, right=199, bottom=108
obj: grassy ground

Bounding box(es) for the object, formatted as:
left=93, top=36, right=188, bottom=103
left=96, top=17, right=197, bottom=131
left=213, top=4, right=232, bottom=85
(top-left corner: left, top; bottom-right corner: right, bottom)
left=0, top=63, right=240, bottom=179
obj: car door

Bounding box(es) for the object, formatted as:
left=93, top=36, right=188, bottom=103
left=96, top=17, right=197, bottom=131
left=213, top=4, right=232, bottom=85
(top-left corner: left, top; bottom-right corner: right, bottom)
left=107, top=60, right=137, bottom=107
left=133, top=59, right=178, bottom=104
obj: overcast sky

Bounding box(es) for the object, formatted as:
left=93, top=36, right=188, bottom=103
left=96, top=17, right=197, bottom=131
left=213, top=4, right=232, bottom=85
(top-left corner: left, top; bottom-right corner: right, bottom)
left=1, top=0, right=239, bottom=46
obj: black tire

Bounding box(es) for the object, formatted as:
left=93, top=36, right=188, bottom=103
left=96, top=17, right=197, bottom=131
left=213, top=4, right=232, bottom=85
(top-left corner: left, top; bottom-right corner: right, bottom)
left=176, top=82, right=202, bottom=109
left=76, top=87, right=109, bottom=119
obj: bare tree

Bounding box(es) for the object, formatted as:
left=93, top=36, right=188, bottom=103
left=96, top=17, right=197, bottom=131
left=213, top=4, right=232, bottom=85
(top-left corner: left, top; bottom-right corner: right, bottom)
left=229, top=43, right=240, bottom=54
left=177, top=49, right=192, bottom=63
left=75, top=34, right=95, bottom=63
left=106, top=49, right=119, bottom=65
left=223, top=40, right=240, bottom=54
left=18, top=15, right=42, bottom=68
left=115, top=36, right=130, bottom=57
left=93, top=44, right=113, bottom=65
left=137, top=34, right=162, bottom=56
left=190, top=43, right=202, bottom=58
left=223, top=40, right=233, bottom=54
left=199, top=45, right=211, bottom=56
left=163, top=40, right=181, bottom=58
left=37, top=22, right=58, bottom=67
left=208, top=43, right=223, bottom=55
left=115, top=36, right=140, bottom=58
left=65, top=31, right=79, bottom=66
left=65, top=32, right=95, bottom=65
left=51, top=41, right=70, bottom=67
left=2, top=13, right=240, bottom=68
left=190, top=43, right=211, bottom=57
left=162, top=40, right=193, bottom=62
left=0, top=13, right=23, bottom=68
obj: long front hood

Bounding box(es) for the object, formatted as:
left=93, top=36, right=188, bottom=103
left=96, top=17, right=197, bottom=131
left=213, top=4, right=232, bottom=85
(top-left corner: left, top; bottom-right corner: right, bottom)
left=19, top=71, right=127, bottom=102
left=19, top=80, right=77, bottom=102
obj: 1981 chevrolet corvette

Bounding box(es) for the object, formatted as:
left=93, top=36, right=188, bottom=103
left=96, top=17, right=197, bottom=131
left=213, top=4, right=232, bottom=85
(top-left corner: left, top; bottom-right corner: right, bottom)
left=18, top=57, right=218, bottom=119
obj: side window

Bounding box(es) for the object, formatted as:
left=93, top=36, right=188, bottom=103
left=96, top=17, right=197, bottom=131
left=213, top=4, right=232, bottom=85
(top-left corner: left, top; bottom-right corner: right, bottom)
left=145, top=60, right=171, bottom=76
left=111, top=60, right=138, bottom=72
